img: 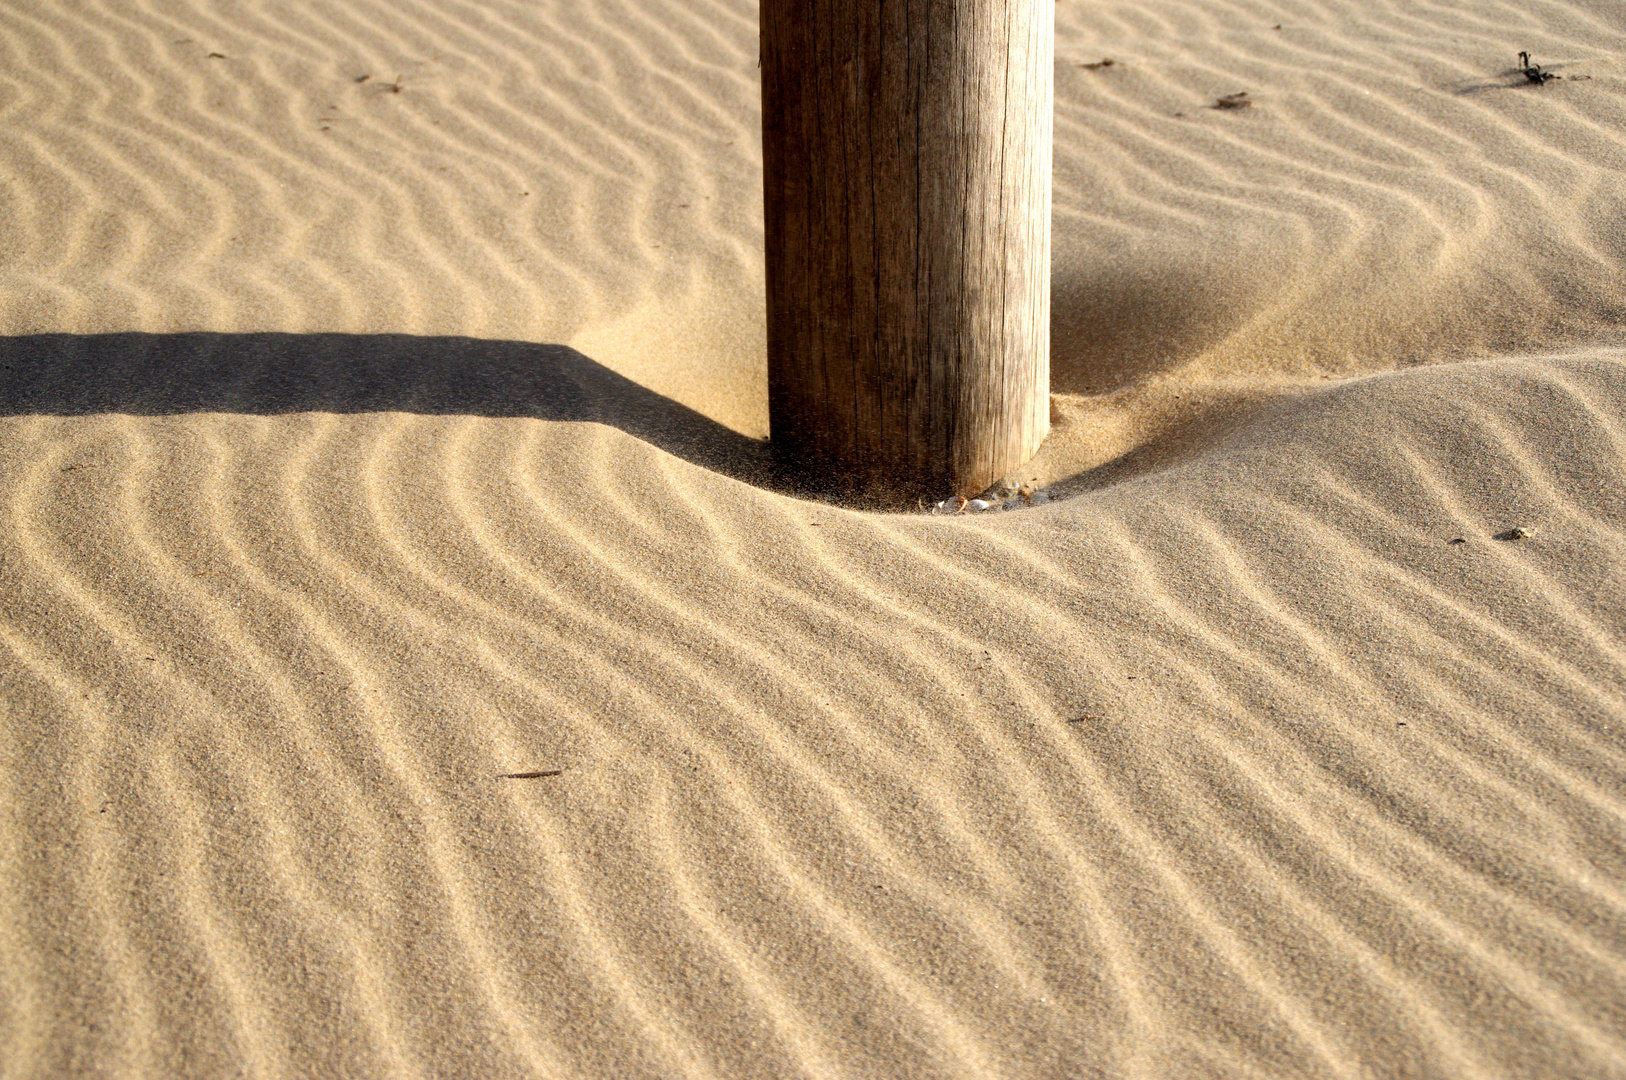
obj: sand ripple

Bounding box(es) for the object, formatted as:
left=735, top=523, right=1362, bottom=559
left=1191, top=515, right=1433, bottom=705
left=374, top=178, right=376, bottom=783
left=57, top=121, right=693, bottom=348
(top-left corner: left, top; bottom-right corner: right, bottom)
left=2, top=352, right=1623, bottom=1076
left=3, top=0, right=1626, bottom=1074
left=1051, top=0, right=1626, bottom=390
left=0, top=0, right=762, bottom=341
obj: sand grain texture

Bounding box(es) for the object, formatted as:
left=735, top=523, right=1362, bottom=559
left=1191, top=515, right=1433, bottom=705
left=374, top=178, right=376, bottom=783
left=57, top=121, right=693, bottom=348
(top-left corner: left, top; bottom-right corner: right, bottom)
left=2, top=0, right=1625, bottom=1077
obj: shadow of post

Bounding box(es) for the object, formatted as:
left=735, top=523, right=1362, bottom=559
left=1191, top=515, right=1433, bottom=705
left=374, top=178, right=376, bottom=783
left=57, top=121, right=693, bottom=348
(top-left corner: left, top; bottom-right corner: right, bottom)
left=0, top=332, right=771, bottom=484
left=1049, top=260, right=1258, bottom=395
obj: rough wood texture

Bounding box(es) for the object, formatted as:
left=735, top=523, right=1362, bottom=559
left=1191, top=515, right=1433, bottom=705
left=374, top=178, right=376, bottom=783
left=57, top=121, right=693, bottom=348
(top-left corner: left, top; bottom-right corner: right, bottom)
left=762, top=0, right=1052, bottom=500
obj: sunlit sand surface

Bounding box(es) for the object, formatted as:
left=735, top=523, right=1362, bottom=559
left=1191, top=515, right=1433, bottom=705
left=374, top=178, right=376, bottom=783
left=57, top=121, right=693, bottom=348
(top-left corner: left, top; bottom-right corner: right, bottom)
left=2, top=0, right=1624, bottom=1075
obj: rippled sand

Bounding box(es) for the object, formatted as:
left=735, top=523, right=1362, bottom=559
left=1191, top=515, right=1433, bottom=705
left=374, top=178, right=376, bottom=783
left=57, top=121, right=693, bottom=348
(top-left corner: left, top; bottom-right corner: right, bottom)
left=2, top=1, right=1624, bottom=1077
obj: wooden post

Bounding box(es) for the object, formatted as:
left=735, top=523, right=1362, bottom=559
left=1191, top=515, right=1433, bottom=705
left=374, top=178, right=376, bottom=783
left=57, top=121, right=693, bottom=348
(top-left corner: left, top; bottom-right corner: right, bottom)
left=761, top=0, right=1052, bottom=501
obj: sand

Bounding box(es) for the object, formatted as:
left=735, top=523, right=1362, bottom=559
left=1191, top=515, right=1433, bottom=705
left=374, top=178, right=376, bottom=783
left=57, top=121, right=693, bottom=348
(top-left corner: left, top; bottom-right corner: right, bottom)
left=2, top=0, right=1624, bottom=1076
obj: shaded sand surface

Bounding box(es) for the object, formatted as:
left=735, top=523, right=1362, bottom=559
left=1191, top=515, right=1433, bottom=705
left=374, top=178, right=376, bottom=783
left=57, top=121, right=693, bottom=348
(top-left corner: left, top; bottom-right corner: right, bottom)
left=3, top=0, right=1626, bottom=1077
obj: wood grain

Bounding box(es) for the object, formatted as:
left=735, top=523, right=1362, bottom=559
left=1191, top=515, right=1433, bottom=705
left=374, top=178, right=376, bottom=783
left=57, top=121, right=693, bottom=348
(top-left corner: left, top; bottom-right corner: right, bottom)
left=762, top=0, right=1053, bottom=500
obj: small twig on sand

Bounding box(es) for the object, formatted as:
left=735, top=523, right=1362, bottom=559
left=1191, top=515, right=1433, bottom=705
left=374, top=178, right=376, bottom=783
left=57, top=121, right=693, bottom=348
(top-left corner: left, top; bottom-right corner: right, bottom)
left=1518, top=51, right=1556, bottom=84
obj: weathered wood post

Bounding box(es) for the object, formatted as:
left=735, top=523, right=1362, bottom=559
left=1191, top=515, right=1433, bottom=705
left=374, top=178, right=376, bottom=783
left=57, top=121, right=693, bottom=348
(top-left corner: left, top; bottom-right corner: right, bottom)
left=761, top=0, right=1052, bottom=501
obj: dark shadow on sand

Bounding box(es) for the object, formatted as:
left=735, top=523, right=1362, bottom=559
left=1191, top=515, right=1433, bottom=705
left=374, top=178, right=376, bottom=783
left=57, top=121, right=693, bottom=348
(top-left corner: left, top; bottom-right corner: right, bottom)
left=1449, top=63, right=1586, bottom=95
left=0, top=332, right=771, bottom=483
left=1050, top=261, right=1256, bottom=394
